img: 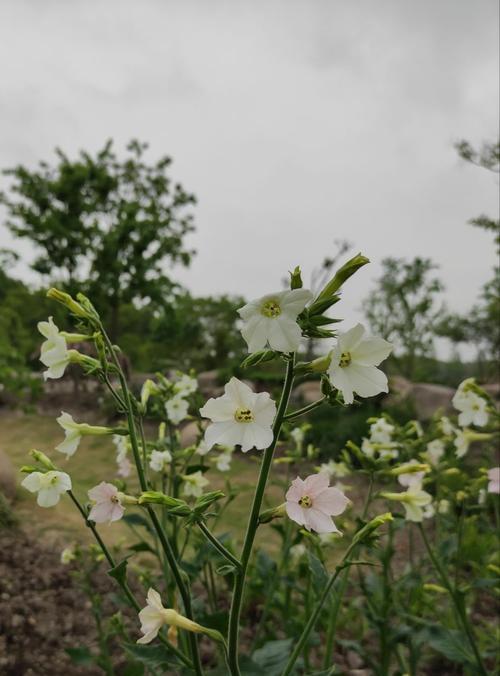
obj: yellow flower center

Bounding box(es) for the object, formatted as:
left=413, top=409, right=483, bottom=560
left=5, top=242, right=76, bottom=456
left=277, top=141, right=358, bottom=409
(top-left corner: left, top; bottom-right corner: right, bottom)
left=298, top=495, right=312, bottom=508
left=234, top=407, right=254, bottom=423
left=339, top=351, right=352, bottom=368
left=261, top=299, right=282, bottom=318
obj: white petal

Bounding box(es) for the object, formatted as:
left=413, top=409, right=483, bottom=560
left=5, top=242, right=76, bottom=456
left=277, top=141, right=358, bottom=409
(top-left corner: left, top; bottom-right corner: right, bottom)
left=56, top=432, right=81, bottom=457
left=285, top=501, right=307, bottom=526
left=267, top=317, right=302, bottom=352
left=345, top=363, right=388, bottom=398
left=204, top=421, right=243, bottom=449
left=237, top=298, right=262, bottom=321
left=147, top=588, right=165, bottom=612
left=303, top=472, right=330, bottom=498
left=338, top=324, right=365, bottom=352
left=252, top=392, right=277, bottom=427
left=286, top=477, right=307, bottom=502
left=304, top=508, right=337, bottom=533
left=199, top=395, right=235, bottom=422
left=240, top=422, right=273, bottom=452
left=351, top=337, right=392, bottom=366
left=241, top=315, right=269, bottom=352
left=280, top=289, right=313, bottom=316
left=21, top=472, right=43, bottom=493
left=328, top=365, right=354, bottom=404
left=313, top=487, right=349, bottom=516
left=37, top=487, right=62, bottom=507
left=224, top=377, right=256, bottom=410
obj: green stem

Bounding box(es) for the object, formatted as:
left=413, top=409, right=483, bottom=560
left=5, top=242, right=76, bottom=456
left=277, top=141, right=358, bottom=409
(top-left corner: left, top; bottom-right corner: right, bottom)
left=197, top=521, right=242, bottom=570
left=283, top=396, right=326, bottom=421
left=66, top=491, right=192, bottom=669
left=227, top=355, right=296, bottom=675
left=418, top=524, right=487, bottom=675
left=100, top=329, right=203, bottom=676
left=281, top=541, right=359, bottom=676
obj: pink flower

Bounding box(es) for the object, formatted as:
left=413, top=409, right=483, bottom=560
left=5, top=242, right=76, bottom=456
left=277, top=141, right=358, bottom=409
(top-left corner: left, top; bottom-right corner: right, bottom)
left=487, top=467, right=500, bottom=494
left=285, top=473, right=350, bottom=534
left=88, top=482, right=125, bottom=524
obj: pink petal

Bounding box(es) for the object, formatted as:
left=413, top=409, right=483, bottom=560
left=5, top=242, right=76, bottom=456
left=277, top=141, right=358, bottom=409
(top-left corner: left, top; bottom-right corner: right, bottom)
left=313, top=487, right=350, bottom=516
left=88, top=481, right=117, bottom=502
left=110, top=502, right=125, bottom=522
left=285, top=477, right=306, bottom=502
left=303, top=472, right=330, bottom=498
left=285, top=501, right=306, bottom=526
left=88, top=502, right=115, bottom=523
left=304, top=508, right=338, bottom=534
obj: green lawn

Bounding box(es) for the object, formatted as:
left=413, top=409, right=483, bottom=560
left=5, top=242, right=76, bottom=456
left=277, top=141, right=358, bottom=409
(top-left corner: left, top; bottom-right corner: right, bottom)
left=1, top=413, right=288, bottom=553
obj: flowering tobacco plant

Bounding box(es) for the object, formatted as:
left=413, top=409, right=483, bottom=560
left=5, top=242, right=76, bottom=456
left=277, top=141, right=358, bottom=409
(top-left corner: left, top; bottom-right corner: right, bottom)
left=21, top=255, right=460, bottom=675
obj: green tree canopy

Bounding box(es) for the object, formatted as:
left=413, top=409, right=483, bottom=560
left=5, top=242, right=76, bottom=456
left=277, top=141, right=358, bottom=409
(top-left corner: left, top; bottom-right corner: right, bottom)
left=362, top=257, right=444, bottom=379
left=0, top=140, right=196, bottom=339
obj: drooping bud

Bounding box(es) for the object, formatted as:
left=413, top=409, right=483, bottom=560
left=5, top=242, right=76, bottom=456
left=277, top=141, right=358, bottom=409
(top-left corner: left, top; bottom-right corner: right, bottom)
left=30, top=449, right=56, bottom=471
left=352, top=512, right=393, bottom=545
left=47, top=288, right=89, bottom=319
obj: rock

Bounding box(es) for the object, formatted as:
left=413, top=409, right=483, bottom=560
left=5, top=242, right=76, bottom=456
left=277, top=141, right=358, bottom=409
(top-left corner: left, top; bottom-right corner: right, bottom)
left=384, top=378, right=455, bottom=420
left=0, top=449, right=16, bottom=502
left=180, top=421, right=201, bottom=448
left=293, top=380, right=322, bottom=404
left=197, top=370, right=224, bottom=398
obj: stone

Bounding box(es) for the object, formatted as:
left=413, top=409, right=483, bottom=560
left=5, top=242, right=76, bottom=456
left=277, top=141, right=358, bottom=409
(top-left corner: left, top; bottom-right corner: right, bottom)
left=0, top=449, right=16, bottom=502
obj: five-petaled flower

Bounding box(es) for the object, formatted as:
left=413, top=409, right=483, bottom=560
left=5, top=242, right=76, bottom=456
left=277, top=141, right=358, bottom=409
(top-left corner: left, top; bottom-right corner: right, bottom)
left=238, top=289, right=313, bottom=353
left=285, top=473, right=349, bottom=534
left=425, top=439, right=445, bottom=466
left=452, top=383, right=489, bottom=428
left=55, top=411, right=112, bottom=458
left=38, top=317, right=71, bottom=380
left=200, top=377, right=276, bottom=452
left=327, top=324, right=392, bottom=405
left=149, top=450, right=173, bottom=473
left=88, top=482, right=125, bottom=523
left=165, top=394, right=190, bottom=425
left=182, top=471, right=209, bottom=497
left=21, top=470, right=72, bottom=507
left=382, top=485, right=433, bottom=522
left=137, top=588, right=205, bottom=644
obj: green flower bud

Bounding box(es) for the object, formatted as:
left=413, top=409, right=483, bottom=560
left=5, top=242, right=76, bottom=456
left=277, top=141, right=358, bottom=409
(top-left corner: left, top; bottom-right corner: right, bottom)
left=289, top=265, right=303, bottom=289
left=30, top=449, right=56, bottom=471
left=352, top=512, right=393, bottom=545
left=47, top=288, right=89, bottom=318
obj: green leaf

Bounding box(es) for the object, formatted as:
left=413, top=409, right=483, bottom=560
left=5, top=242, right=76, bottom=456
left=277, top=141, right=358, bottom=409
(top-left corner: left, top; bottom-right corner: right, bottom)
left=416, top=626, right=475, bottom=665
left=252, top=638, right=294, bottom=675
left=107, top=558, right=128, bottom=585
left=307, top=551, right=328, bottom=596
left=65, top=647, right=95, bottom=665
left=122, top=513, right=153, bottom=532
left=122, top=642, right=181, bottom=668
left=216, top=563, right=237, bottom=576
left=128, top=541, right=156, bottom=554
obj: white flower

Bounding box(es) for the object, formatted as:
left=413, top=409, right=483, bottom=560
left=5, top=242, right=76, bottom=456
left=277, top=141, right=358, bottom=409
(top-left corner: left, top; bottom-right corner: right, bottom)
left=195, top=439, right=211, bottom=456
left=438, top=499, right=450, bottom=514
left=425, top=439, right=445, bottom=466
left=397, top=460, right=427, bottom=488
left=422, top=503, right=435, bottom=519
left=327, top=324, right=392, bottom=404
left=290, top=427, right=305, bottom=451
left=149, top=450, right=173, bottom=473
left=238, top=289, right=313, bottom=353
left=382, top=485, right=433, bottom=523
left=21, top=470, right=72, bottom=507
left=361, top=437, right=398, bottom=461
left=137, top=588, right=205, bottom=644
left=55, top=412, right=112, bottom=457
left=453, top=390, right=489, bottom=428
left=439, top=416, right=455, bottom=436
left=454, top=429, right=470, bottom=458
left=478, top=488, right=487, bottom=505
left=165, top=394, right=190, bottom=425
left=61, top=546, right=76, bottom=564
left=215, top=450, right=232, bottom=472
left=369, top=418, right=395, bottom=444
left=174, top=373, right=198, bottom=397
left=199, top=377, right=276, bottom=452
left=55, top=411, right=83, bottom=457
left=113, top=435, right=128, bottom=462
left=319, top=460, right=350, bottom=478
left=38, top=317, right=71, bottom=380
left=182, top=471, right=209, bottom=498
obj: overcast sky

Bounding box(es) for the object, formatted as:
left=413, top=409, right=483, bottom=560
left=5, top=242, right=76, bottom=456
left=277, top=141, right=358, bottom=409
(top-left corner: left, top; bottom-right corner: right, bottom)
left=0, top=0, right=498, bottom=356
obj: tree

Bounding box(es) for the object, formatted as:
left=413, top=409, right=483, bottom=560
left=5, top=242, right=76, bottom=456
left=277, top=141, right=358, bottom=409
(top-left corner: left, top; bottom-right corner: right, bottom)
left=362, top=257, right=444, bottom=379
left=0, top=140, right=196, bottom=340
left=436, top=138, right=500, bottom=376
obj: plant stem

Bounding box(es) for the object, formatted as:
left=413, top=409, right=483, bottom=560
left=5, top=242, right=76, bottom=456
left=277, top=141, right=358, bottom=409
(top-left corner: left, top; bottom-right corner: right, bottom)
left=197, top=521, right=242, bottom=570
left=66, top=491, right=192, bottom=669
left=227, top=355, right=296, bottom=675
left=283, top=396, right=326, bottom=421
left=99, top=329, right=203, bottom=675
left=418, top=524, right=487, bottom=675
left=281, top=541, right=359, bottom=676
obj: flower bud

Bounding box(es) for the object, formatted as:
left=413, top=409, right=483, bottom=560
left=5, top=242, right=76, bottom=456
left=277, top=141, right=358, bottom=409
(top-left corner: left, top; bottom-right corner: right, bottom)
left=289, top=265, right=303, bottom=290
left=352, top=512, right=393, bottom=545
left=47, top=288, right=89, bottom=318
left=259, top=503, right=286, bottom=524
left=390, top=463, right=430, bottom=477
left=309, top=253, right=369, bottom=315
left=30, top=449, right=56, bottom=471
left=424, top=583, right=447, bottom=594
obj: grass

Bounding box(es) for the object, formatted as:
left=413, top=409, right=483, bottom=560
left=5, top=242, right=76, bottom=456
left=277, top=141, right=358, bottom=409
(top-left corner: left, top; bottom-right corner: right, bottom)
left=0, top=412, right=286, bottom=554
